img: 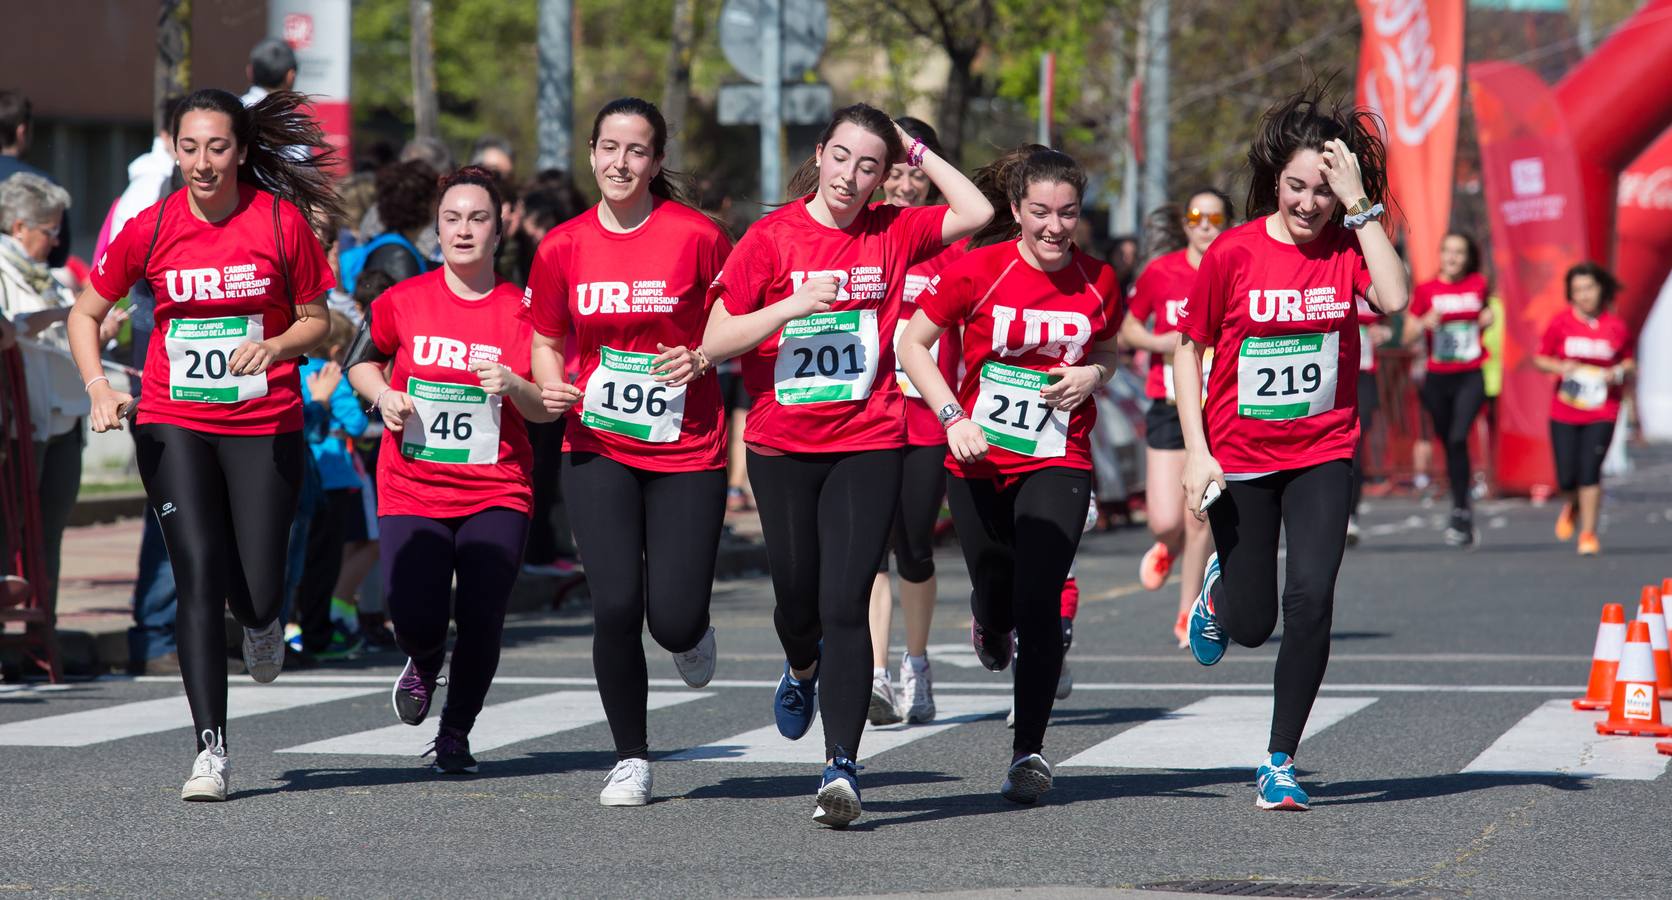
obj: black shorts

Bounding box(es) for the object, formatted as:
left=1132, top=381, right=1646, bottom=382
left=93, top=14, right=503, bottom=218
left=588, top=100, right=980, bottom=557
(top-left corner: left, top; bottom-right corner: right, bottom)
left=1550, top=419, right=1615, bottom=491
left=1145, top=402, right=1185, bottom=452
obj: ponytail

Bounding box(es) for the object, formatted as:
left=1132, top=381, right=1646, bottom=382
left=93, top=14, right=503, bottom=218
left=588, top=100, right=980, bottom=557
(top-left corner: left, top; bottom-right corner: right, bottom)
left=171, top=88, right=343, bottom=228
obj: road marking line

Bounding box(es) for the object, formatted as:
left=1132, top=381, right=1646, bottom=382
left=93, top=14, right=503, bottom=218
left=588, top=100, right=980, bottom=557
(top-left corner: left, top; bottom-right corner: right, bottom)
left=1059, top=696, right=1377, bottom=770
left=664, top=693, right=1012, bottom=764
left=0, top=686, right=381, bottom=747
left=1461, top=699, right=1671, bottom=781
left=277, top=690, right=705, bottom=756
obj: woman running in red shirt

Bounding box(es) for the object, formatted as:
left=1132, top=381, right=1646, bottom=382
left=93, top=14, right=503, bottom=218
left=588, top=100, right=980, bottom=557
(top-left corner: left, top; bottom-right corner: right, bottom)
left=1534, top=262, right=1634, bottom=556
left=701, top=103, right=991, bottom=827
left=67, top=89, right=338, bottom=801
left=901, top=145, right=1121, bottom=804
left=866, top=117, right=965, bottom=727
left=1404, top=232, right=1491, bottom=546
left=525, top=98, right=733, bottom=806
left=1120, top=189, right=1229, bottom=647
left=1175, top=85, right=1408, bottom=811
left=346, top=167, right=553, bottom=775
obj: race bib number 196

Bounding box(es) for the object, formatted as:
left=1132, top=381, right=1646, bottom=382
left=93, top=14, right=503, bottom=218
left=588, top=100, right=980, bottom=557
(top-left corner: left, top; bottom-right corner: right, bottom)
left=1237, top=332, right=1339, bottom=420
left=774, top=309, right=880, bottom=405
left=972, top=361, right=1068, bottom=458
left=166, top=315, right=268, bottom=403
left=582, top=346, right=686, bottom=443
left=401, top=377, right=502, bottom=465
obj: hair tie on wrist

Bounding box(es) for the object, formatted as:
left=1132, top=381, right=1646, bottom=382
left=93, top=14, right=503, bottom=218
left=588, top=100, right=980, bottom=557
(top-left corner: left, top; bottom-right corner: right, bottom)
left=908, top=140, right=927, bottom=168
left=84, top=376, right=110, bottom=393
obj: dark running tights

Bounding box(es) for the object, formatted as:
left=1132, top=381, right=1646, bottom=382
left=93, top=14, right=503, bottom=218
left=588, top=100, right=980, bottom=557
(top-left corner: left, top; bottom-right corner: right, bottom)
left=1420, top=370, right=1485, bottom=512
left=1207, top=460, right=1352, bottom=758
left=134, top=424, right=303, bottom=753
left=562, top=452, right=726, bottom=760
left=381, top=508, right=529, bottom=734
left=946, top=467, right=1090, bottom=758
left=748, top=448, right=902, bottom=760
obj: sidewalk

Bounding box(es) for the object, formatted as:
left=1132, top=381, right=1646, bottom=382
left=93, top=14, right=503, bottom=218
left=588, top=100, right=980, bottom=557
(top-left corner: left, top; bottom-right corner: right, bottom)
left=9, top=503, right=769, bottom=678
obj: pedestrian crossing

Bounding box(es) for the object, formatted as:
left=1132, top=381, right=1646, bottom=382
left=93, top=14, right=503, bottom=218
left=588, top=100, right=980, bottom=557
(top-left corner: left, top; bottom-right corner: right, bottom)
left=4, top=683, right=1670, bottom=780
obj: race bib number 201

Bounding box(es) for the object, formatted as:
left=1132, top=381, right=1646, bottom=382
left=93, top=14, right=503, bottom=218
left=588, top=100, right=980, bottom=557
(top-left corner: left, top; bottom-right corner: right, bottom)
left=774, top=309, right=880, bottom=405
left=166, top=315, right=268, bottom=403
left=1237, top=332, right=1339, bottom=420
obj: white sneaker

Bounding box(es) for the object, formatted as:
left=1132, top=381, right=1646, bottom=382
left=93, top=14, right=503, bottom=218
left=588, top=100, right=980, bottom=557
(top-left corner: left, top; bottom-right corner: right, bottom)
left=898, top=656, right=936, bottom=723
left=1001, top=753, right=1053, bottom=804
left=599, top=758, right=652, bottom=807
left=867, top=670, right=902, bottom=725
left=1055, top=657, right=1073, bottom=700
left=672, top=626, right=717, bottom=688
left=181, top=730, right=229, bottom=801
left=242, top=620, right=285, bottom=684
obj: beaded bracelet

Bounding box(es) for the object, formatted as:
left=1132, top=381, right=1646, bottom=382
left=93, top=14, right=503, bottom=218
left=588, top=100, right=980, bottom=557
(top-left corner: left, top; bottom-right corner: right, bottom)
left=908, top=140, right=927, bottom=168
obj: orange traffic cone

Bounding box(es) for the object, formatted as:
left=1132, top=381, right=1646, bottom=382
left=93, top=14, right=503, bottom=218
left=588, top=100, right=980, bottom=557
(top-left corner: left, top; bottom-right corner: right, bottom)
left=1573, top=603, right=1626, bottom=711
left=1637, top=586, right=1672, bottom=699
left=1596, top=621, right=1672, bottom=737
left=1658, top=741, right=1672, bottom=756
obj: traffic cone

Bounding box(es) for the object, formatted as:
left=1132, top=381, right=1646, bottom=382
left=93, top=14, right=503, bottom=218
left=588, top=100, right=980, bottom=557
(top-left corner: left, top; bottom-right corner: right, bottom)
left=1595, top=621, right=1672, bottom=737
left=1658, top=741, right=1672, bottom=756
left=1573, top=603, right=1626, bottom=711
left=1636, top=586, right=1672, bottom=699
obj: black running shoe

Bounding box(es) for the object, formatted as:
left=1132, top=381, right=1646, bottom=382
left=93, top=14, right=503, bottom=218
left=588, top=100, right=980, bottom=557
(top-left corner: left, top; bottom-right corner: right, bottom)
left=392, top=657, right=445, bottom=726
left=425, top=725, right=477, bottom=774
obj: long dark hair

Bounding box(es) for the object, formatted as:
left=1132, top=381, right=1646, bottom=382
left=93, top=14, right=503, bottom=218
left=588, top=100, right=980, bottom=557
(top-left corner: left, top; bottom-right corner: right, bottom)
left=589, top=97, right=700, bottom=209
left=170, top=88, right=343, bottom=226
left=1245, top=78, right=1388, bottom=223
left=967, top=145, right=1087, bottom=248
left=785, top=103, right=905, bottom=199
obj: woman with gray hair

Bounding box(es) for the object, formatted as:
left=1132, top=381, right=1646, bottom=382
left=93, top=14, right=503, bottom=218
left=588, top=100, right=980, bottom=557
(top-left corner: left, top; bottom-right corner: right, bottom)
left=0, top=172, right=123, bottom=614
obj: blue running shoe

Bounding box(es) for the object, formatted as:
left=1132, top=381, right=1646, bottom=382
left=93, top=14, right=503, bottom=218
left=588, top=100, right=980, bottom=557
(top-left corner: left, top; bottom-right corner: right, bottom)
left=1255, top=752, right=1309, bottom=811
left=813, top=750, right=863, bottom=828
left=1188, top=553, right=1228, bottom=666
left=774, top=661, right=818, bottom=740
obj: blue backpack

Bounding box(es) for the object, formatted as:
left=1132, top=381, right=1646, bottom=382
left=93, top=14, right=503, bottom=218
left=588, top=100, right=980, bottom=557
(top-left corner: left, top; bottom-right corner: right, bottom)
left=338, top=232, right=424, bottom=293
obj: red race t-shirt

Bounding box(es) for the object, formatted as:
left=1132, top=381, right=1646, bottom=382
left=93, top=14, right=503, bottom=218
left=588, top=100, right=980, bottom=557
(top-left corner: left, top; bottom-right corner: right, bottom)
left=711, top=199, right=949, bottom=454
left=1357, top=295, right=1383, bottom=374
left=369, top=269, right=534, bottom=518
left=918, top=241, right=1122, bottom=479
left=91, top=186, right=333, bottom=435
left=1409, top=272, right=1488, bottom=373
left=524, top=200, right=731, bottom=472
left=897, top=239, right=967, bottom=446
left=1126, top=249, right=1198, bottom=401
left=1178, top=219, right=1371, bottom=475
left=1539, top=307, right=1634, bottom=425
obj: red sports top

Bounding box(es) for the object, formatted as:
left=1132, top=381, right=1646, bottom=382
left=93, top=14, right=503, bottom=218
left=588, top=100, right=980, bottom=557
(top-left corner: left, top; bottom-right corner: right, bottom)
left=710, top=199, right=948, bottom=454
left=1357, top=295, right=1383, bottom=374
left=1539, top=307, right=1634, bottom=426
left=91, top=186, right=333, bottom=435
left=524, top=200, right=731, bottom=471
left=1409, top=272, right=1489, bottom=373
left=369, top=269, right=534, bottom=518
left=918, top=240, right=1122, bottom=478
left=898, top=239, right=968, bottom=446
left=1178, top=219, right=1371, bottom=475
left=1126, top=249, right=1198, bottom=401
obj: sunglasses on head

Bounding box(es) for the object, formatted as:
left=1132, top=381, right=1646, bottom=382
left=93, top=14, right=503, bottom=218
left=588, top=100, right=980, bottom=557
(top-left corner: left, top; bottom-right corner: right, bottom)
left=1185, top=208, right=1226, bottom=228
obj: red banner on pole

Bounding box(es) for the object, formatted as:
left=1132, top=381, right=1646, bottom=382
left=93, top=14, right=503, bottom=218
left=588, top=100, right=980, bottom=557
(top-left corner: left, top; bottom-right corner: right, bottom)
left=1469, top=61, right=1590, bottom=495
left=1355, top=0, right=1464, bottom=284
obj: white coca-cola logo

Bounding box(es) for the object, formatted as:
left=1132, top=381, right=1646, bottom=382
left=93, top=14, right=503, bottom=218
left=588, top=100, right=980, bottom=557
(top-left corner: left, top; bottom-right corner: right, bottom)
left=1618, top=167, right=1672, bottom=211
left=1362, top=0, right=1459, bottom=146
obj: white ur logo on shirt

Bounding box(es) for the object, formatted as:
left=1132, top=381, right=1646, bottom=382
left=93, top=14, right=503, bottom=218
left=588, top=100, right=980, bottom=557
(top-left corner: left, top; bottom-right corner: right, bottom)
left=165, top=268, right=225, bottom=302
left=412, top=336, right=507, bottom=372
left=1164, top=299, right=1185, bottom=327
left=789, top=269, right=852, bottom=303
left=1563, top=336, right=1614, bottom=360
left=1247, top=287, right=1347, bottom=323
left=990, top=304, right=1092, bottom=364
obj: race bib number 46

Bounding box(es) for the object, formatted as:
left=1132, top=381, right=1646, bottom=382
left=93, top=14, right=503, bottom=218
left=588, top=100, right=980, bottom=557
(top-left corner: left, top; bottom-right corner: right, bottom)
left=972, top=361, right=1068, bottom=458
left=166, top=315, right=268, bottom=403
left=582, top=346, right=686, bottom=443
left=774, top=309, right=880, bottom=405
left=401, top=377, right=502, bottom=465
left=1237, top=332, right=1339, bottom=420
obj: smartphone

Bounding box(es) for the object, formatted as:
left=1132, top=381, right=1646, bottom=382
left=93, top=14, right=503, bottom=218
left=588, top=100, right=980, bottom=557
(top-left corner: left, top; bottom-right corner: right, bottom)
left=1200, top=480, right=1223, bottom=513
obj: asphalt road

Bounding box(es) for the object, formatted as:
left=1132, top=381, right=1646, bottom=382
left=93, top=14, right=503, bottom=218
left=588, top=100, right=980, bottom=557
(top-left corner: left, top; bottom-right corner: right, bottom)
left=4, top=453, right=1672, bottom=899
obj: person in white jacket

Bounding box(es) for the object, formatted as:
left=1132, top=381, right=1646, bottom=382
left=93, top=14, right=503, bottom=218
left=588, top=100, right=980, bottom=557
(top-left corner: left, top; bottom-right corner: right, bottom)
left=0, top=172, right=121, bottom=608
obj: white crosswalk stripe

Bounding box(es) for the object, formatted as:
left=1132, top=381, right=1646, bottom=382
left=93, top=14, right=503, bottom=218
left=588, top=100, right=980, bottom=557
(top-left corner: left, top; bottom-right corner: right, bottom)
left=664, top=692, right=1012, bottom=763
left=0, top=686, right=381, bottom=747
left=278, top=690, right=708, bottom=756
left=1462, top=699, right=1672, bottom=781
left=1058, top=696, right=1378, bottom=770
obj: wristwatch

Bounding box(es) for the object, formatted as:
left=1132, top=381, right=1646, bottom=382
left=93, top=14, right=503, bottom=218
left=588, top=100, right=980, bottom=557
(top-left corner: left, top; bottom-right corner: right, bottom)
left=1344, top=197, right=1375, bottom=217
left=937, top=401, right=967, bottom=428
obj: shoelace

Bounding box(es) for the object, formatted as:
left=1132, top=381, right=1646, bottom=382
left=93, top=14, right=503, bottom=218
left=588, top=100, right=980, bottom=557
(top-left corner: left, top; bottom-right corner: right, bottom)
left=780, top=675, right=810, bottom=714
left=248, top=623, right=282, bottom=658
left=193, top=728, right=226, bottom=777
left=1197, top=614, right=1223, bottom=644
left=398, top=668, right=446, bottom=699
left=1261, top=764, right=1300, bottom=793
left=606, top=760, right=648, bottom=785
left=424, top=727, right=469, bottom=760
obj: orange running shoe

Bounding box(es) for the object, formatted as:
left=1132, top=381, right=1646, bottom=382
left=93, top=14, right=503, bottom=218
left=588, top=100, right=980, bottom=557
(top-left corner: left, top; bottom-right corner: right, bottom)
left=1173, top=610, right=1189, bottom=649
left=1554, top=503, right=1575, bottom=542
left=1578, top=532, right=1600, bottom=556
left=1140, top=542, right=1174, bottom=591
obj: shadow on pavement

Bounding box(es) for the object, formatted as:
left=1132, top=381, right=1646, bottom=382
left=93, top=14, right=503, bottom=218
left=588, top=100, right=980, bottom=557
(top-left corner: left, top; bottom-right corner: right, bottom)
left=852, top=770, right=1252, bottom=830
left=1309, top=772, right=1592, bottom=806
left=679, top=770, right=959, bottom=803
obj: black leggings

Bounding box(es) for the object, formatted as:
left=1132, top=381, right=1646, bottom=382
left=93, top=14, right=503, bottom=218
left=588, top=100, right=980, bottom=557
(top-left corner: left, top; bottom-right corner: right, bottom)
left=561, top=452, right=727, bottom=760
left=1351, top=372, right=1377, bottom=515
left=881, top=443, right=946, bottom=583
left=380, top=508, right=529, bottom=734
left=1420, top=370, right=1486, bottom=512
left=946, top=467, right=1090, bottom=758
left=134, top=423, right=303, bottom=752
left=748, top=448, right=902, bottom=760
left=1550, top=419, right=1615, bottom=491
left=1207, top=460, right=1352, bottom=758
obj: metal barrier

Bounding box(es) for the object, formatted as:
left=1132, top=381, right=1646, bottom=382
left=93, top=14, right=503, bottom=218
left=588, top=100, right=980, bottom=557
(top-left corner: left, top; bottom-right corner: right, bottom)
left=0, top=344, right=57, bottom=681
